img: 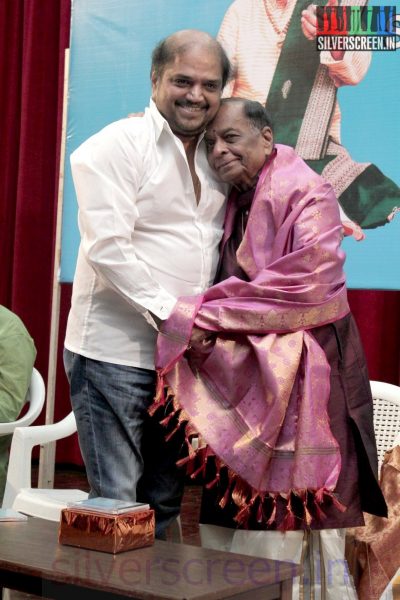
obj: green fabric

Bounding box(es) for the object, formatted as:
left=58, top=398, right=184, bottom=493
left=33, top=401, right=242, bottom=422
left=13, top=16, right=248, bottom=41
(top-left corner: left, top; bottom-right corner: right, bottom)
left=0, top=305, right=36, bottom=501
left=303, top=157, right=400, bottom=228
left=266, top=0, right=331, bottom=150
left=338, top=164, right=400, bottom=229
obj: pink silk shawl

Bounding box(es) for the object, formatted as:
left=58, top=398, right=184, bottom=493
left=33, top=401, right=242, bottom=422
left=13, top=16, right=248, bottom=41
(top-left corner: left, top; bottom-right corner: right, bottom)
left=154, top=145, right=350, bottom=525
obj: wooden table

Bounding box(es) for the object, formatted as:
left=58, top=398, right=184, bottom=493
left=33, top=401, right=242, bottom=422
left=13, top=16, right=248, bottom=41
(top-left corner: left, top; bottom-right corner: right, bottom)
left=0, top=518, right=300, bottom=599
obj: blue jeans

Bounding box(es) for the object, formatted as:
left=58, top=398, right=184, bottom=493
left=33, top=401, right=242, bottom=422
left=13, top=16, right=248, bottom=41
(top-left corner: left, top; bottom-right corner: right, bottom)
left=63, top=349, right=185, bottom=539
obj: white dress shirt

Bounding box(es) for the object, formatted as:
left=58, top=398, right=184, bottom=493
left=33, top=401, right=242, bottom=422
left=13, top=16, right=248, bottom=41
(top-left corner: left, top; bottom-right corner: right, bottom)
left=65, top=100, right=227, bottom=369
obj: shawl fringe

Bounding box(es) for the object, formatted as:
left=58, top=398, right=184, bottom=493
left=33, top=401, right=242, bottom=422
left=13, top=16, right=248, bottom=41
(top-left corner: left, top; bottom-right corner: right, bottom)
left=150, top=380, right=346, bottom=530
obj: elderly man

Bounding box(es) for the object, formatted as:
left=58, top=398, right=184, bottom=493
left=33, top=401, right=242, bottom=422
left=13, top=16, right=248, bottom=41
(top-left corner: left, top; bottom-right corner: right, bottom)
left=153, top=98, right=387, bottom=597
left=64, top=30, right=230, bottom=539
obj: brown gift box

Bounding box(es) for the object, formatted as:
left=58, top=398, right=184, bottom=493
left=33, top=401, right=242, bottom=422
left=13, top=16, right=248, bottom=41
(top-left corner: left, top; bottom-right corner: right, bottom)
left=59, top=507, right=155, bottom=554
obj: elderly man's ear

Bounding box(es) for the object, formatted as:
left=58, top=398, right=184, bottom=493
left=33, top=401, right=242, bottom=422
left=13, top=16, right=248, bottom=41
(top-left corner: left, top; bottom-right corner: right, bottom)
left=262, top=126, right=274, bottom=154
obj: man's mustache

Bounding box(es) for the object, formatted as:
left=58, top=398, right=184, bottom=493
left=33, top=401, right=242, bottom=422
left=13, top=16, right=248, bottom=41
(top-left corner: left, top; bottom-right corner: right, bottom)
left=176, top=100, right=208, bottom=109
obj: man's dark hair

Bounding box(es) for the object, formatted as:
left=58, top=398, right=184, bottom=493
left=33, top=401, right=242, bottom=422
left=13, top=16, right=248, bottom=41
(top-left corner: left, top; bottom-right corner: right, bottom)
left=151, top=31, right=232, bottom=89
left=220, top=97, right=273, bottom=131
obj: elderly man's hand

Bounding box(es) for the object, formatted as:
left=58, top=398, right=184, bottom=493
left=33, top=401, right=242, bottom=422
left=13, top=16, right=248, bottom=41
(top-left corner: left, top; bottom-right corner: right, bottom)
left=185, top=327, right=215, bottom=373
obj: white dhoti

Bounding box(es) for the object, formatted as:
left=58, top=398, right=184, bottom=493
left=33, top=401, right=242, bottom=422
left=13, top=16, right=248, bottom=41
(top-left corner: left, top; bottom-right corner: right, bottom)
left=200, top=524, right=358, bottom=600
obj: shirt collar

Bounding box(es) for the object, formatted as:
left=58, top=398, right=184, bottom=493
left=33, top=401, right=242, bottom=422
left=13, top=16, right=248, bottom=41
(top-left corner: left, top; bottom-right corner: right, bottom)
left=149, top=98, right=167, bottom=141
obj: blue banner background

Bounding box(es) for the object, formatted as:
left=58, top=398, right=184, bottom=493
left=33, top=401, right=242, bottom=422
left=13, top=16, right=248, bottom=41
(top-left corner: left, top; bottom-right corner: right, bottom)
left=61, top=0, right=400, bottom=289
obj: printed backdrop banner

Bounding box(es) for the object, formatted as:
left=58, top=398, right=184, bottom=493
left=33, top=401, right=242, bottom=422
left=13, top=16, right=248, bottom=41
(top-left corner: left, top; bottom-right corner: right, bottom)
left=61, top=0, right=400, bottom=289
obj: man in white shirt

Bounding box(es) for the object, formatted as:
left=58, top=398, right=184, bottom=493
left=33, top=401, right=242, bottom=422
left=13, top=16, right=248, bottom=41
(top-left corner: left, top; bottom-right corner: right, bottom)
left=64, top=30, right=230, bottom=539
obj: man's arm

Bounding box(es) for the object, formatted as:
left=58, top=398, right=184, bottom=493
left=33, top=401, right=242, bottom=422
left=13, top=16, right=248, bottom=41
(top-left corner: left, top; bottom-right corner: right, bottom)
left=0, top=322, right=36, bottom=423
left=71, top=121, right=176, bottom=328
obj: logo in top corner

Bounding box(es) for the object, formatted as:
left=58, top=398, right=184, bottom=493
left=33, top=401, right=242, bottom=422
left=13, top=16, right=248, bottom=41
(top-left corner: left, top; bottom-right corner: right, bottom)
left=316, top=5, right=400, bottom=51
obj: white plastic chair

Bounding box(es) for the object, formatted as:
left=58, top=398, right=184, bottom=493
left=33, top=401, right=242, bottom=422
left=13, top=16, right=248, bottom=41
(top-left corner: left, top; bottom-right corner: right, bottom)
left=370, top=380, right=400, bottom=470
left=0, top=367, right=45, bottom=436
left=2, top=411, right=88, bottom=518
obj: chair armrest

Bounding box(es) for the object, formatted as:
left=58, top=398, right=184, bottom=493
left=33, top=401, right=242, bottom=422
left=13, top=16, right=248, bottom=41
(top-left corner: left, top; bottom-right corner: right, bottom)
left=1, top=412, right=77, bottom=510
left=0, top=367, right=45, bottom=434
left=12, top=411, right=77, bottom=445
left=370, top=381, right=400, bottom=406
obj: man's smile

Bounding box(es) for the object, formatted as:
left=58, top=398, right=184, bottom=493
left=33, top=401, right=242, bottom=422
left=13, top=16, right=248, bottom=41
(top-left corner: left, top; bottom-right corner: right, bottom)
left=177, top=102, right=207, bottom=114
